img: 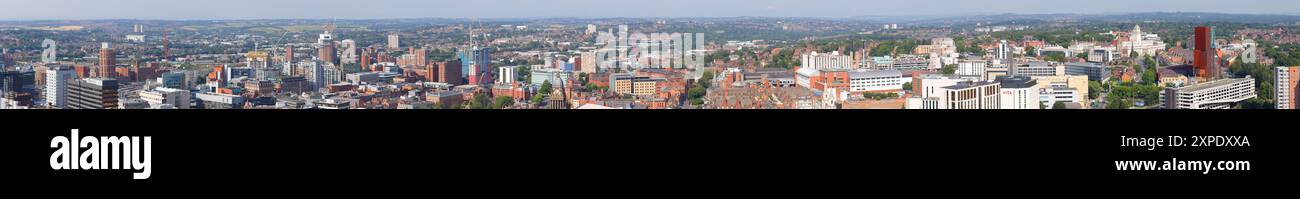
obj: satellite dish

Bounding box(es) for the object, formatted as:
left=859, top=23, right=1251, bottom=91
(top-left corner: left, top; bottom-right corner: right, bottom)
left=41, top=39, right=57, bottom=63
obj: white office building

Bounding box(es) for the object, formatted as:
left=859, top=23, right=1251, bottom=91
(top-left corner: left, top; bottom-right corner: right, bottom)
left=498, top=66, right=516, bottom=84
left=1277, top=66, right=1298, bottom=109
left=943, top=81, right=1001, bottom=109
left=913, top=74, right=966, bottom=99
left=44, top=66, right=77, bottom=109
left=997, top=40, right=1009, bottom=60
left=801, top=51, right=855, bottom=70
left=1088, top=48, right=1119, bottom=63
left=848, top=70, right=906, bottom=93
left=139, top=87, right=191, bottom=109
left=195, top=92, right=245, bottom=109
left=958, top=60, right=988, bottom=81
left=1065, top=62, right=1112, bottom=82
left=997, top=76, right=1041, bottom=109
left=1013, top=61, right=1065, bottom=77
left=1039, top=85, right=1081, bottom=107
left=387, top=33, right=400, bottom=49
left=1163, top=77, right=1257, bottom=109
left=905, top=74, right=988, bottom=109
left=871, top=55, right=930, bottom=70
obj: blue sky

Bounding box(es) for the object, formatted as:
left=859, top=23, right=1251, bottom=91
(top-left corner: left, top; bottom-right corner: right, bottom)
left=1, top=0, right=1295, bottom=20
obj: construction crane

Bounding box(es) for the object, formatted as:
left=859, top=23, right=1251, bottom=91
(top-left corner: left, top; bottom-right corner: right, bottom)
left=271, top=32, right=289, bottom=47
left=269, top=31, right=290, bottom=63
left=466, top=19, right=494, bottom=85
left=324, top=21, right=336, bottom=34
left=467, top=18, right=488, bottom=47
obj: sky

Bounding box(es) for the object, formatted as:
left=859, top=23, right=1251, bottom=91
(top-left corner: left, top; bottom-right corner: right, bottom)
left=1, top=0, right=1296, bottom=20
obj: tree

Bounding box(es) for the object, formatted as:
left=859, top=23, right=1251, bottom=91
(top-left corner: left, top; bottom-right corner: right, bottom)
left=516, top=66, right=531, bottom=83
left=1106, top=97, right=1130, bottom=109
left=577, top=72, right=589, bottom=86
left=1024, top=46, right=1037, bottom=57
left=705, top=50, right=732, bottom=64
left=493, top=96, right=515, bottom=109
left=941, top=64, right=957, bottom=75
left=530, top=94, right=546, bottom=105
left=468, top=94, right=492, bottom=109
left=1142, top=55, right=1156, bottom=69
left=1105, top=88, right=1133, bottom=109
left=688, top=86, right=707, bottom=105
left=1229, top=61, right=1277, bottom=102
left=902, top=82, right=913, bottom=91
left=955, top=37, right=987, bottom=56
left=1088, top=81, right=1103, bottom=99
left=870, top=39, right=921, bottom=57
left=1137, top=84, right=1161, bottom=105
left=1239, top=98, right=1274, bottom=109
left=1043, top=53, right=1066, bottom=62
left=1053, top=101, right=1067, bottom=109
left=416, top=103, right=442, bottom=109
left=539, top=80, right=553, bottom=95
left=770, top=48, right=798, bottom=69
left=1262, top=42, right=1300, bottom=66
left=447, top=101, right=463, bottom=109
left=969, top=43, right=987, bottom=56
left=1142, top=68, right=1157, bottom=85
left=699, top=71, right=716, bottom=89
left=863, top=92, right=899, bottom=100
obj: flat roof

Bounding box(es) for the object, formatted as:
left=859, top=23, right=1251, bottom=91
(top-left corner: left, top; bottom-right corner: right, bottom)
left=1065, top=62, right=1104, bottom=68
left=152, top=87, right=187, bottom=93
left=848, top=70, right=903, bottom=78
left=1178, top=77, right=1252, bottom=92
left=996, top=76, right=1038, bottom=89
left=942, top=81, right=998, bottom=90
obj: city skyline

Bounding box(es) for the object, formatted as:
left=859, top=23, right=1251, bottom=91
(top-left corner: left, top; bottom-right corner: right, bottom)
left=2, top=0, right=1298, bottom=20
left=0, top=1, right=1292, bottom=110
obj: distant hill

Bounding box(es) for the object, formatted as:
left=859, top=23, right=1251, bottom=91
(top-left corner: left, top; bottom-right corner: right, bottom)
left=852, top=12, right=1300, bottom=25
left=1083, top=12, right=1300, bottom=24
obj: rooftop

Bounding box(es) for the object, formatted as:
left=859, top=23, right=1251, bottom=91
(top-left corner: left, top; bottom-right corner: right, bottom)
left=1163, top=64, right=1195, bottom=77
left=431, top=91, right=463, bottom=97
left=1177, top=77, right=1253, bottom=92
left=996, top=76, right=1038, bottom=89
left=152, top=87, right=187, bottom=93
left=942, top=81, right=999, bottom=90
left=1065, top=62, right=1104, bottom=68
left=848, top=70, right=903, bottom=78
